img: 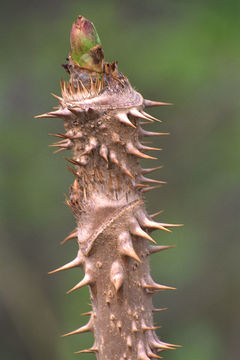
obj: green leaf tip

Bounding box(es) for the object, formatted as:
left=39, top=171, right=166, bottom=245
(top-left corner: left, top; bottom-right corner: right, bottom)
left=70, top=15, right=104, bottom=72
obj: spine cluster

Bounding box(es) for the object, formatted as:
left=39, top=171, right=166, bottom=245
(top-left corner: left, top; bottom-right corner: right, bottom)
left=37, top=14, right=180, bottom=360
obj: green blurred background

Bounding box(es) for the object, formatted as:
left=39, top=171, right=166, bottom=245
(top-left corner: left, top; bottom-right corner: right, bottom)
left=1, top=0, right=240, bottom=359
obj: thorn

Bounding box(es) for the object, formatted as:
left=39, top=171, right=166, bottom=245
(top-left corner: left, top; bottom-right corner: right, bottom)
left=99, top=144, right=108, bottom=162
left=121, top=165, right=134, bottom=179
left=61, top=317, right=93, bottom=337
left=137, top=211, right=172, bottom=232
left=153, top=307, right=168, bottom=312
left=129, top=108, right=153, bottom=121
left=139, top=175, right=167, bottom=185
left=109, top=150, right=120, bottom=166
left=150, top=338, right=180, bottom=350
left=144, top=99, right=173, bottom=107
left=129, top=218, right=156, bottom=243
left=126, top=142, right=157, bottom=160
left=68, top=106, right=83, bottom=115
left=118, top=232, right=141, bottom=262
left=80, top=311, right=92, bottom=316
left=51, top=93, right=63, bottom=102
left=48, top=256, right=82, bottom=274
left=137, top=143, right=163, bottom=152
left=67, top=273, right=92, bottom=294
left=74, top=346, right=98, bottom=354
left=35, top=112, right=55, bottom=119
left=60, top=229, right=78, bottom=245
left=142, top=280, right=176, bottom=291
left=141, top=111, right=162, bottom=123
left=142, top=185, right=162, bottom=193
left=137, top=341, right=151, bottom=360
left=150, top=210, right=164, bottom=218
left=116, top=112, right=136, bottom=128
left=35, top=108, right=72, bottom=119
left=147, top=349, right=163, bottom=359
left=149, top=245, right=175, bottom=254
left=110, top=260, right=124, bottom=292
left=139, top=127, right=170, bottom=137
left=48, top=132, right=70, bottom=139
left=142, top=166, right=163, bottom=175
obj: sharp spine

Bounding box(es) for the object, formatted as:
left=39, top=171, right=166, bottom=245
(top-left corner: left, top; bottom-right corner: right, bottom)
left=139, top=127, right=170, bottom=137
left=142, top=185, right=162, bottom=193
left=116, top=112, right=136, bottom=128
left=142, top=279, right=176, bottom=291
left=139, top=175, right=167, bottom=185
left=144, top=99, right=173, bottom=107
left=141, top=166, right=163, bottom=175
left=48, top=255, right=83, bottom=274
left=129, top=108, right=153, bottom=121
left=67, top=273, right=92, bottom=294
left=60, top=229, right=78, bottom=245
left=62, top=316, right=93, bottom=337
left=126, top=142, right=157, bottom=160
left=137, top=341, right=151, bottom=360
left=129, top=218, right=156, bottom=243
left=118, top=231, right=141, bottom=262
left=149, top=245, right=175, bottom=254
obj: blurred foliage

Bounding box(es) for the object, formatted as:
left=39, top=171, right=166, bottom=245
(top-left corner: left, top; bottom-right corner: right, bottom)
left=1, top=1, right=240, bottom=359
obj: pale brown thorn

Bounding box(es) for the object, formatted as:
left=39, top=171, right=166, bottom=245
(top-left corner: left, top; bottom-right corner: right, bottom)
left=142, top=166, right=163, bottom=175
left=80, top=311, right=92, bottom=316
left=150, top=210, right=164, bottom=218
left=141, top=110, right=162, bottom=123
left=74, top=347, right=98, bottom=354
left=48, top=257, right=81, bottom=275
left=117, top=113, right=136, bottom=128
left=51, top=93, right=63, bottom=102
left=149, top=245, right=176, bottom=254
left=144, top=99, right=173, bottom=107
left=126, top=143, right=157, bottom=160
left=61, top=318, right=92, bottom=337
left=66, top=164, right=79, bottom=178
left=60, top=229, right=78, bottom=245
left=153, top=307, right=168, bottom=312
left=142, top=185, right=162, bottom=193
left=66, top=274, right=92, bottom=294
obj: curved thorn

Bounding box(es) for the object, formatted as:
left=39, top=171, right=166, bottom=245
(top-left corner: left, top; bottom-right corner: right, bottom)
left=129, top=219, right=156, bottom=243
left=60, top=229, right=78, bottom=245
left=129, top=108, right=153, bottom=121
left=116, top=112, right=136, bottom=128
left=67, top=273, right=92, bottom=294
left=48, top=256, right=82, bottom=274
left=61, top=317, right=93, bottom=337
left=118, top=232, right=141, bottom=262
left=126, top=143, right=157, bottom=160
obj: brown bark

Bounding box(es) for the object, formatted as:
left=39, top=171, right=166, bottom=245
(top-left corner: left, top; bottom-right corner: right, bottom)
left=37, top=20, right=179, bottom=360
